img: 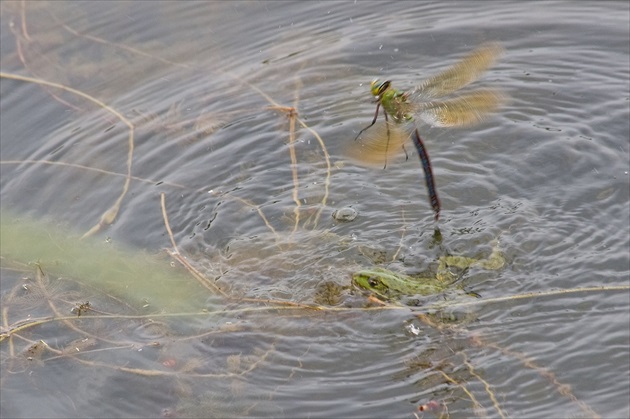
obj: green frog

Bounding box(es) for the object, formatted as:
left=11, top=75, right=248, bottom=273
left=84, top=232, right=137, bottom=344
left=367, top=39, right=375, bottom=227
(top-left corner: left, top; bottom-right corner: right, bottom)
left=352, top=267, right=447, bottom=300
left=352, top=248, right=505, bottom=301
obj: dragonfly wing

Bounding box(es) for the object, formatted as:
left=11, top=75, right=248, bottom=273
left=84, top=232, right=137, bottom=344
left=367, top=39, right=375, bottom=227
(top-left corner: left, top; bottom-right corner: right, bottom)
left=412, top=43, right=503, bottom=101
left=418, top=89, right=505, bottom=127
left=346, top=121, right=411, bottom=167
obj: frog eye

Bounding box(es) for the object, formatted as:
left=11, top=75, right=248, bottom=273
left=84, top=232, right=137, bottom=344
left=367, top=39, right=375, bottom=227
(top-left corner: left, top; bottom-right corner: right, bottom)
left=367, top=276, right=380, bottom=287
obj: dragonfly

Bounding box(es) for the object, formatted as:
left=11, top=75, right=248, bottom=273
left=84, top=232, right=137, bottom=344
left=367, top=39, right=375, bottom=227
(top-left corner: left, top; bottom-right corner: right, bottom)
left=354, top=43, right=505, bottom=221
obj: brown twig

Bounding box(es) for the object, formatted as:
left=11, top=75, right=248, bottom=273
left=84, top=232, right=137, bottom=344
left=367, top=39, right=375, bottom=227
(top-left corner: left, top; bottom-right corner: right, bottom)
left=0, top=72, right=136, bottom=239
left=160, top=193, right=228, bottom=297
left=0, top=159, right=187, bottom=189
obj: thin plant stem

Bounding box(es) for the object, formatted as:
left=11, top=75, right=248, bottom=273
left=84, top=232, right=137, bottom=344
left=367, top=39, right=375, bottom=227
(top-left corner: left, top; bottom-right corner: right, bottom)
left=160, top=192, right=228, bottom=297
left=0, top=72, right=135, bottom=239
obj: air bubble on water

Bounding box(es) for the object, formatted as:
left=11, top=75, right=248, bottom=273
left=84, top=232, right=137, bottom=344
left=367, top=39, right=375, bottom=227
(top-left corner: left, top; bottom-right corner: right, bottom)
left=405, top=323, right=421, bottom=336
left=332, top=207, right=358, bottom=222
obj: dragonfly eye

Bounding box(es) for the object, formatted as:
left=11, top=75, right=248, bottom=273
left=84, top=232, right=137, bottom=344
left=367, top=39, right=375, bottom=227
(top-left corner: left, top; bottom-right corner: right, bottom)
left=370, top=80, right=391, bottom=97
left=369, top=79, right=380, bottom=96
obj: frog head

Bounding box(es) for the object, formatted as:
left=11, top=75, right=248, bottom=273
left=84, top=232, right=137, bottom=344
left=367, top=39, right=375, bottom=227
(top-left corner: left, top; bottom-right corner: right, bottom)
left=352, top=269, right=397, bottom=300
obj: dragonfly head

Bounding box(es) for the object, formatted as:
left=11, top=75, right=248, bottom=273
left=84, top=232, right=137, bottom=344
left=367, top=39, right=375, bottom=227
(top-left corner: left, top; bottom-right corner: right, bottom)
left=370, top=79, right=391, bottom=98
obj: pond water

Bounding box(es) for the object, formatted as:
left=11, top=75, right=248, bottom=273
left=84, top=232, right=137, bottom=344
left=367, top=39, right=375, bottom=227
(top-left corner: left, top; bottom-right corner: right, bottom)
left=1, top=1, right=628, bottom=418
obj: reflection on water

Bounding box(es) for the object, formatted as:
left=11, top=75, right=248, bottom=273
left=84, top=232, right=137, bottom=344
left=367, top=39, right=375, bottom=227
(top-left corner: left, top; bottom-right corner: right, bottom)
left=1, top=1, right=629, bottom=418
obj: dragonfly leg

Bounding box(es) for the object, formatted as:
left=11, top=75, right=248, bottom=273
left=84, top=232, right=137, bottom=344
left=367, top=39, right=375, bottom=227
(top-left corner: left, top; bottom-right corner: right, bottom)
left=411, top=127, right=440, bottom=221
left=383, top=110, right=390, bottom=169
left=354, top=102, right=381, bottom=141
